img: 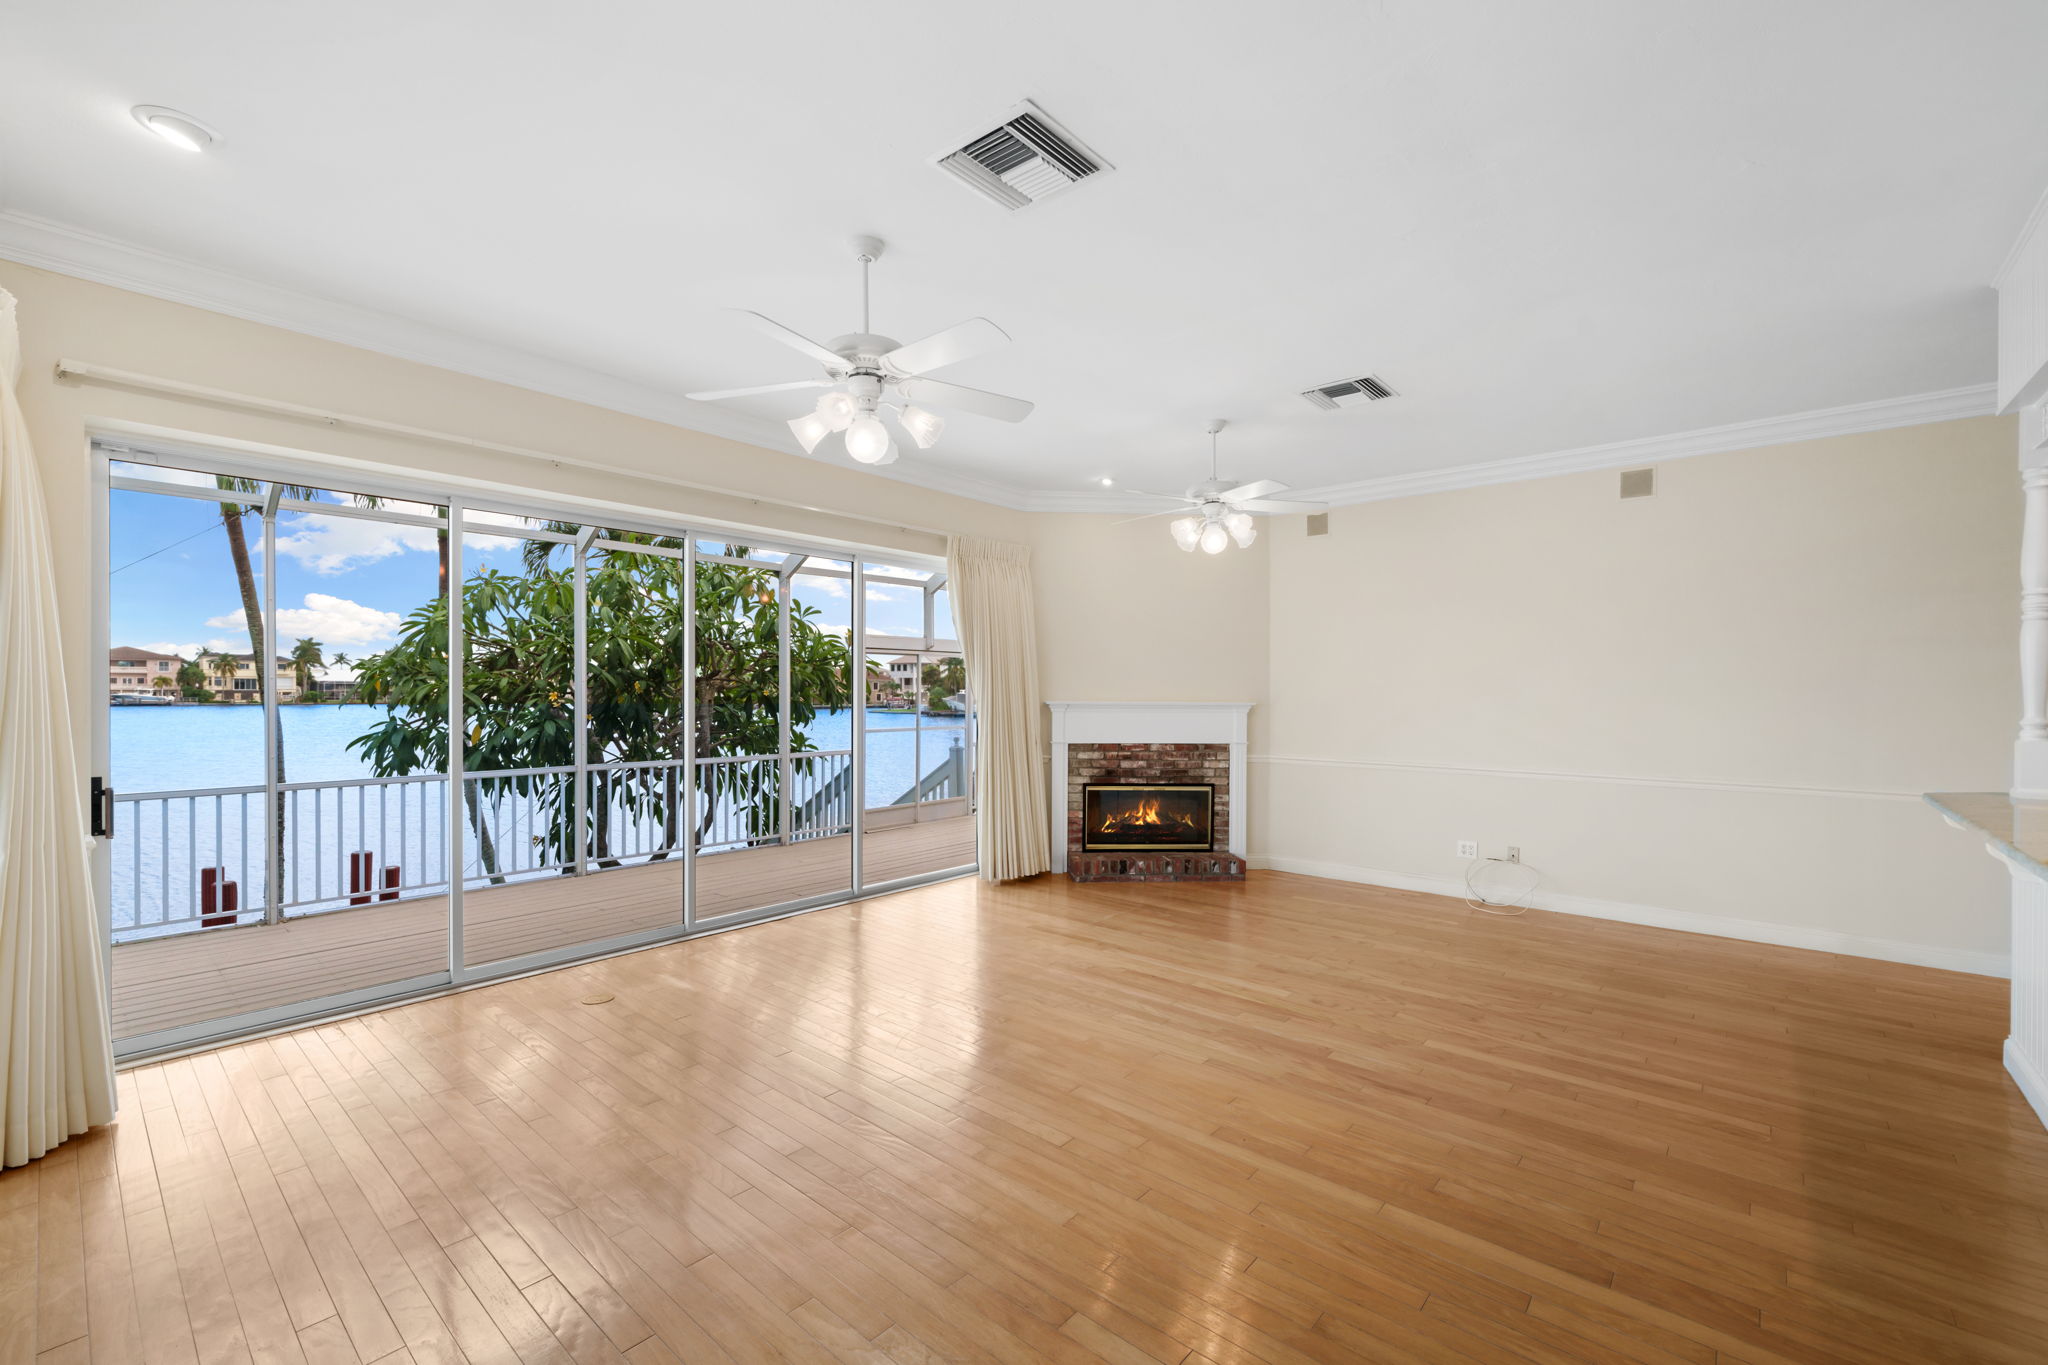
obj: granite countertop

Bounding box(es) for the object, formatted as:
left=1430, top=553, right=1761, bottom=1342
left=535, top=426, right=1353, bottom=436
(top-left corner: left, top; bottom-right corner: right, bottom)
left=1925, top=791, right=2048, bottom=881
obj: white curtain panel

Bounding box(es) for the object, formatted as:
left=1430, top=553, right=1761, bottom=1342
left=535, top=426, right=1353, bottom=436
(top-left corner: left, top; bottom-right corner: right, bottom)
left=0, top=287, right=116, bottom=1167
left=946, top=535, right=1050, bottom=881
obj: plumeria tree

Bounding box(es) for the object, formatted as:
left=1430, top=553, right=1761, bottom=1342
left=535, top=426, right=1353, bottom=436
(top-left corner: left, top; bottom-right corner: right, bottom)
left=349, top=536, right=857, bottom=881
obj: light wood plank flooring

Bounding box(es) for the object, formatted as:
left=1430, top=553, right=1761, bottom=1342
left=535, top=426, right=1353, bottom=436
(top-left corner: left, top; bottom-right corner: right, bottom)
left=110, top=816, right=976, bottom=1042
left=15, top=870, right=2048, bottom=1363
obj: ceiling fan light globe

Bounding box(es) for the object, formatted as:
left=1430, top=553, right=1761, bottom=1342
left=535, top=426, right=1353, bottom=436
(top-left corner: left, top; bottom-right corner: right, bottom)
left=897, top=404, right=945, bottom=449
left=1198, top=522, right=1229, bottom=555
left=1230, top=521, right=1258, bottom=549
left=815, top=390, right=857, bottom=432
left=788, top=411, right=832, bottom=454
left=1170, top=516, right=1202, bottom=552
left=844, top=415, right=893, bottom=463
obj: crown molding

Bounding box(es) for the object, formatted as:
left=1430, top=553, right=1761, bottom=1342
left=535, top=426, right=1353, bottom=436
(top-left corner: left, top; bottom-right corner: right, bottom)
left=1286, top=383, right=2001, bottom=508
left=1995, top=180, right=2048, bottom=289
left=1021, top=487, right=1190, bottom=515
left=0, top=209, right=1040, bottom=511
left=0, top=209, right=2000, bottom=520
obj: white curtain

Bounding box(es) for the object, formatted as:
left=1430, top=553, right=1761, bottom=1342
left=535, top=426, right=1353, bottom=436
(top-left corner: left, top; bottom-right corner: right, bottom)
left=0, top=286, right=116, bottom=1167
left=946, top=535, right=1049, bottom=881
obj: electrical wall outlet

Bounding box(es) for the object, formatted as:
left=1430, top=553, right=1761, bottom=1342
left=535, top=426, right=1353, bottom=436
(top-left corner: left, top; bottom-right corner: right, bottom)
left=1456, top=840, right=1478, bottom=860
left=1506, top=846, right=1521, bottom=863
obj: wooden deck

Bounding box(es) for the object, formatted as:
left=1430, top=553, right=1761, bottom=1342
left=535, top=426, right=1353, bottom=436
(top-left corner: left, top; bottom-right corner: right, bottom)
left=12, top=870, right=2046, bottom=1364
left=110, top=816, right=974, bottom=1042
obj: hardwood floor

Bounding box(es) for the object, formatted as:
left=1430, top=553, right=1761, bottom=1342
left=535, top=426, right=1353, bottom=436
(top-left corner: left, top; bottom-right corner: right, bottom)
left=12, top=870, right=2048, bottom=1363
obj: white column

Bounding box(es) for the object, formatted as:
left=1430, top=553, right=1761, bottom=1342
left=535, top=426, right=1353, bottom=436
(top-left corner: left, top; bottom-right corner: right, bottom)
left=2018, top=410, right=2048, bottom=798
left=1047, top=704, right=1069, bottom=874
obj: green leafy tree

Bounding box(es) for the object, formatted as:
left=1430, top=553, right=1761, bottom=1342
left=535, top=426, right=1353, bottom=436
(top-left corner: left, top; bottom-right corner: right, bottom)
left=175, top=656, right=210, bottom=701
left=350, top=537, right=855, bottom=881
left=921, top=656, right=966, bottom=712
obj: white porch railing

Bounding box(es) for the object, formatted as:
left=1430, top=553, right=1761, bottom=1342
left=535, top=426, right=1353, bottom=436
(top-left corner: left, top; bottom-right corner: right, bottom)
left=110, top=748, right=862, bottom=941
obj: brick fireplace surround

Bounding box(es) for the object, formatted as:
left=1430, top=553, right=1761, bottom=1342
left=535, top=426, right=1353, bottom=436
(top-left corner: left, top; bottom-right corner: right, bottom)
left=1046, top=702, right=1252, bottom=881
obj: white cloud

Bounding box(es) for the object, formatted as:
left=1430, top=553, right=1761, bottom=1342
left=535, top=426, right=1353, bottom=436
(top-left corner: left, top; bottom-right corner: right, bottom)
left=138, top=641, right=203, bottom=659
left=275, top=512, right=441, bottom=574
left=865, top=587, right=907, bottom=602
left=461, top=532, right=523, bottom=557
left=207, top=592, right=404, bottom=648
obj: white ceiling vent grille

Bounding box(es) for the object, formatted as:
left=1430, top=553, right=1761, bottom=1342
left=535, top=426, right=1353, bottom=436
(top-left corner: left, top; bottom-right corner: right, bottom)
left=1301, top=375, right=1398, bottom=410
left=933, top=101, right=1110, bottom=211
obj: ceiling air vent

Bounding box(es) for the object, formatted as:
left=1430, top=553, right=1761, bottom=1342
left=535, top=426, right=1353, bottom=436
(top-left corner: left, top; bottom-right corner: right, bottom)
left=1301, top=375, right=1398, bottom=410
left=933, top=101, right=1110, bottom=211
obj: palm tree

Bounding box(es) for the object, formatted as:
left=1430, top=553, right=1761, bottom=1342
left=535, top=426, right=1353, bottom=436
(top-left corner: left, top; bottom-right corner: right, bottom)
left=201, top=648, right=238, bottom=698
left=150, top=674, right=175, bottom=696
left=921, top=655, right=966, bottom=712
left=289, top=637, right=325, bottom=700
left=210, top=476, right=343, bottom=897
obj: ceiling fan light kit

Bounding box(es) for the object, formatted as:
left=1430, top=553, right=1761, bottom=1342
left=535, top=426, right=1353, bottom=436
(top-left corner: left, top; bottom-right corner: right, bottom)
left=689, top=236, right=1033, bottom=469
left=1139, top=420, right=1329, bottom=554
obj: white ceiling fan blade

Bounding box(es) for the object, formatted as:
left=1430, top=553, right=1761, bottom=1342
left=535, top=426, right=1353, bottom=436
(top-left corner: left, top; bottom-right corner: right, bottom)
left=1219, top=478, right=1287, bottom=502
left=685, top=378, right=830, bottom=402
left=881, top=318, right=1011, bottom=377
left=732, top=310, right=847, bottom=370
left=1111, top=507, right=1193, bottom=526
left=1119, top=488, right=1196, bottom=503
left=1235, top=497, right=1329, bottom=514
left=898, top=378, right=1035, bottom=423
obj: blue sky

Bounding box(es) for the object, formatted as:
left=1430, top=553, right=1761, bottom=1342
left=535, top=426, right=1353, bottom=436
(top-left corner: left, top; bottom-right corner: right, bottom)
left=110, top=466, right=945, bottom=661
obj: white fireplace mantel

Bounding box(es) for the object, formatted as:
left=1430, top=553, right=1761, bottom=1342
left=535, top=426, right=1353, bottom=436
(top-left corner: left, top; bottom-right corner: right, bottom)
left=1046, top=702, right=1253, bottom=873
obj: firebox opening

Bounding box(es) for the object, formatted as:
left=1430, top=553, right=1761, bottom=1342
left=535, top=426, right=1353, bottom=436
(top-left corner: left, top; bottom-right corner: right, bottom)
left=1082, top=783, right=1214, bottom=852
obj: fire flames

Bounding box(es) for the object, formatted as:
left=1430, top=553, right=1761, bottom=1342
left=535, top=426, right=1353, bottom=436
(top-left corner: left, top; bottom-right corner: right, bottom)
left=1097, top=796, right=1199, bottom=835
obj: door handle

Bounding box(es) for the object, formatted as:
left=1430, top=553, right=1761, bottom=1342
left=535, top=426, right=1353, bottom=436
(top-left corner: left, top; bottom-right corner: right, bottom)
left=90, top=777, right=114, bottom=838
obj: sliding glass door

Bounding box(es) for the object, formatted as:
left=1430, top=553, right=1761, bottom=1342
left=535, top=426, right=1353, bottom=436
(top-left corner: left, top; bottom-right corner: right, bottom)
left=691, top=545, right=858, bottom=921
left=96, top=441, right=974, bottom=1056
left=860, top=562, right=977, bottom=888
left=102, top=455, right=455, bottom=1051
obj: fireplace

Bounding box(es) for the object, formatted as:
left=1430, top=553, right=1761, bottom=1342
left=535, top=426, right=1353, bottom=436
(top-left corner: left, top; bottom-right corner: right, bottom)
left=1082, top=783, right=1214, bottom=852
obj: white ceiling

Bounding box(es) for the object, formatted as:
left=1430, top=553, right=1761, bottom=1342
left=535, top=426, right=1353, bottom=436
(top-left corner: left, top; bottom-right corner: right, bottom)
left=5, top=1, right=2047, bottom=508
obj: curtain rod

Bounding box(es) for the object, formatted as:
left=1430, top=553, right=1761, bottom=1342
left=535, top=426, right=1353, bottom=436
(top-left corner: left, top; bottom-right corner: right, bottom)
left=53, top=358, right=958, bottom=542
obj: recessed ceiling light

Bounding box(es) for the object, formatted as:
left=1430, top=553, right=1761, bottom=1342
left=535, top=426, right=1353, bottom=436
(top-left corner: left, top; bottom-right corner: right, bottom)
left=131, top=105, right=218, bottom=153
left=1099, top=477, right=1114, bottom=487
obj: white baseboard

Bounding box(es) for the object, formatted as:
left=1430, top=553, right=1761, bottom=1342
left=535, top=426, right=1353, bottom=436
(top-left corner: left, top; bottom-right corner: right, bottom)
left=1251, top=855, right=2012, bottom=978
left=2008, top=1038, right=2048, bottom=1132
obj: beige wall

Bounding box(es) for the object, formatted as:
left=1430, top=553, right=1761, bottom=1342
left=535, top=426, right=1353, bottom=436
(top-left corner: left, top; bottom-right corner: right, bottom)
left=1028, top=513, right=1270, bottom=725
left=1256, top=417, right=2017, bottom=969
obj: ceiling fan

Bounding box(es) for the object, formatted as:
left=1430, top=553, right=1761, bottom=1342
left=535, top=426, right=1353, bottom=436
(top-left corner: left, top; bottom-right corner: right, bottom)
left=686, top=236, right=1034, bottom=466
left=1121, top=420, right=1328, bottom=553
